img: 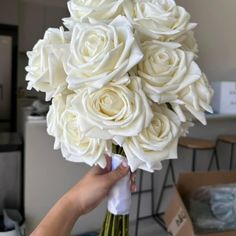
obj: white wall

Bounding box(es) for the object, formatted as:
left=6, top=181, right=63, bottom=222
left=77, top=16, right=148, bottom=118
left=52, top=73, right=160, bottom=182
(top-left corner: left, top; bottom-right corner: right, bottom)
left=177, top=0, right=236, bottom=82
left=0, top=0, right=18, bottom=25
left=22, top=0, right=68, bottom=8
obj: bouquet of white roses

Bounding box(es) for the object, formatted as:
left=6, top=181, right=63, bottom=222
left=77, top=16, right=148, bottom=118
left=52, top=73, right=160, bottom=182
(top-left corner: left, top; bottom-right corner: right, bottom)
left=26, top=0, right=213, bottom=235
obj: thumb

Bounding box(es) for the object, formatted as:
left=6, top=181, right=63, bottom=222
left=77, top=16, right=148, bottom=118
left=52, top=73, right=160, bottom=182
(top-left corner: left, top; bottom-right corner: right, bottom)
left=105, top=161, right=129, bottom=187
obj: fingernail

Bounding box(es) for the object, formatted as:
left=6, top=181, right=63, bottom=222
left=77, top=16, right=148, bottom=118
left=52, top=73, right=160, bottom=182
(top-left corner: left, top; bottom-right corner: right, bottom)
left=122, top=160, right=128, bottom=168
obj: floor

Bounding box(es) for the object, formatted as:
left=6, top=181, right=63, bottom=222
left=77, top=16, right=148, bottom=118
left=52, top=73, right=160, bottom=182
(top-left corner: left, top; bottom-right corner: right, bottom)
left=129, top=218, right=169, bottom=236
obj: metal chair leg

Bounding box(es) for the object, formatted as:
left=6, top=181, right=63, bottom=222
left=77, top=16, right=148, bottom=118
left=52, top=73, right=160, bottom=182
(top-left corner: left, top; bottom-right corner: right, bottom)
left=208, top=151, right=214, bottom=170
left=169, top=160, right=176, bottom=184
left=215, top=148, right=220, bottom=170
left=154, top=160, right=176, bottom=230
left=135, top=170, right=143, bottom=236
left=230, top=144, right=235, bottom=170
left=215, top=139, right=220, bottom=170
left=151, top=171, right=154, bottom=215
left=155, top=163, right=170, bottom=216
left=192, top=149, right=197, bottom=171
left=134, top=171, right=157, bottom=235
left=208, top=149, right=220, bottom=171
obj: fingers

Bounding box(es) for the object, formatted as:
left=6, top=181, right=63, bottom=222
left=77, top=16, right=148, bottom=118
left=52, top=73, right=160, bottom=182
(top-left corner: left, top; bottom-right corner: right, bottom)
left=89, top=154, right=112, bottom=176
left=102, top=161, right=129, bottom=188
left=90, top=157, right=137, bottom=193
left=130, top=172, right=137, bottom=192
left=104, top=155, right=112, bottom=173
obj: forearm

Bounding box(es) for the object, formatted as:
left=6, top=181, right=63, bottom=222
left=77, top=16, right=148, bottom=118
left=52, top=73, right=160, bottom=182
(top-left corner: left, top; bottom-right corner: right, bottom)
left=30, top=159, right=130, bottom=236
left=31, top=193, right=81, bottom=236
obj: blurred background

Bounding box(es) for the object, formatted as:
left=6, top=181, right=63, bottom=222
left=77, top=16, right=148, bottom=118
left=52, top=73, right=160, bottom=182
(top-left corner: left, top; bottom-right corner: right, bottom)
left=0, top=0, right=236, bottom=236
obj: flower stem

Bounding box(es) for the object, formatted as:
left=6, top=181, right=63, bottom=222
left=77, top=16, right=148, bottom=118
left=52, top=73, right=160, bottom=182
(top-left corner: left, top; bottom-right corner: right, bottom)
left=100, top=212, right=129, bottom=236
left=100, top=144, right=129, bottom=236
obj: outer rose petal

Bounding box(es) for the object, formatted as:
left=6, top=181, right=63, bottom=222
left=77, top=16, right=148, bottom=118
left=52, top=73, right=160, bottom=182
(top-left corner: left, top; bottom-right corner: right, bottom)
left=123, top=105, right=181, bottom=172
left=171, top=74, right=214, bottom=125
left=66, top=16, right=143, bottom=90
left=26, top=27, right=70, bottom=101
left=136, top=41, right=202, bottom=104
left=63, top=0, right=124, bottom=29
left=123, top=0, right=197, bottom=41
left=70, top=76, right=153, bottom=145
left=47, top=93, right=108, bottom=168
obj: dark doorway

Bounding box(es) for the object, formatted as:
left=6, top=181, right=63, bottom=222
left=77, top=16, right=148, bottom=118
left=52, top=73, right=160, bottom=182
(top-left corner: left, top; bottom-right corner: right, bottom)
left=0, top=24, right=18, bottom=131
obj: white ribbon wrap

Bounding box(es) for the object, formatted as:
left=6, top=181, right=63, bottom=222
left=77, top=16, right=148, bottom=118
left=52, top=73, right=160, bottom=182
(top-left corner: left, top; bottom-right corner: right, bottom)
left=107, top=154, right=131, bottom=215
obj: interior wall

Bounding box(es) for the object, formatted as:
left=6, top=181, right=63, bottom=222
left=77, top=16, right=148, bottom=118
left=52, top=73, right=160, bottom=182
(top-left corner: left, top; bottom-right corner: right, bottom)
left=0, top=0, right=18, bottom=25
left=177, top=0, right=236, bottom=82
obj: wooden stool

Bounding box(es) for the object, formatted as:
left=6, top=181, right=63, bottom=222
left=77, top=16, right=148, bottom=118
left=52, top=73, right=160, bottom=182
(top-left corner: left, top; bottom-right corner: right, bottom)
left=178, top=137, right=219, bottom=171
left=217, top=135, right=236, bottom=170
left=153, top=137, right=219, bottom=232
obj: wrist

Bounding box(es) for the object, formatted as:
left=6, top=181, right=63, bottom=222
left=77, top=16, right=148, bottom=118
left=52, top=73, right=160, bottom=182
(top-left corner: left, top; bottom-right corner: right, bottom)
left=63, top=190, right=82, bottom=219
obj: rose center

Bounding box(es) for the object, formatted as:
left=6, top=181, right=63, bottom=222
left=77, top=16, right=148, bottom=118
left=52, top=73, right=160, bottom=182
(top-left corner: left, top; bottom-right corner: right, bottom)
left=99, top=91, right=123, bottom=116
left=151, top=114, right=170, bottom=139
left=156, top=50, right=171, bottom=64
left=82, top=32, right=106, bottom=59
left=147, top=50, right=171, bottom=74
left=152, top=118, right=163, bottom=136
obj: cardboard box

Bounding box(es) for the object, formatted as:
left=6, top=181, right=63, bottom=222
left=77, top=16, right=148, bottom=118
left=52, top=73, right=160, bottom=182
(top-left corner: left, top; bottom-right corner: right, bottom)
left=211, top=81, right=236, bottom=114
left=164, top=171, right=236, bottom=236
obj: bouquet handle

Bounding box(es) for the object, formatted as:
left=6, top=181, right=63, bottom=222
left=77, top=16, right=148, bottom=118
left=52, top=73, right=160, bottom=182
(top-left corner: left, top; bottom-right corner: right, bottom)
left=107, top=154, right=131, bottom=215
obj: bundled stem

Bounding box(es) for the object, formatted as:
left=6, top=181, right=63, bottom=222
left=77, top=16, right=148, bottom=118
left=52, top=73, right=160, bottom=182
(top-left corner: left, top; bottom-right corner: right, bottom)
left=99, top=212, right=129, bottom=236
left=99, top=144, right=129, bottom=236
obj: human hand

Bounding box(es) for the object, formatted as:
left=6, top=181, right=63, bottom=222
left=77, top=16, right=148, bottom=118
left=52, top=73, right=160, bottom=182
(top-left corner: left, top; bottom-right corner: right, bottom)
left=65, top=155, right=136, bottom=216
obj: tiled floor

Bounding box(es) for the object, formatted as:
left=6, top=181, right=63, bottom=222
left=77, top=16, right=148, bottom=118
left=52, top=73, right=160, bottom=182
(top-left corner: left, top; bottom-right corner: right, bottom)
left=130, top=218, right=169, bottom=236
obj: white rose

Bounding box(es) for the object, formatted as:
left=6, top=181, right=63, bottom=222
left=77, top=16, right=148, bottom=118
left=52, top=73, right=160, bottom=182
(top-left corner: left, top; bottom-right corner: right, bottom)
left=70, top=76, right=153, bottom=145
left=123, top=105, right=181, bottom=172
left=63, top=0, right=124, bottom=29
left=137, top=41, right=202, bottom=103
left=123, top=0, right=196, bottom=41
left=47, top=93, right=107, bottom=168
left=175, top=31, right=199, bottom=54
left=47, top=92, right=67, bottom=149
left=66, top=16, right=143, bottom=90
left=26, top=27, right=70, bottom=101
left=171, top=74, right=213, bottom=125
left=180, top=119, right=194, bottom=137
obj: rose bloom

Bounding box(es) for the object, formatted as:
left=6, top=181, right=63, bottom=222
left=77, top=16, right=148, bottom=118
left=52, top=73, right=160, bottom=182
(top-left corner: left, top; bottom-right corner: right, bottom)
left=66, top=16, right=143, bottom=90
left=137, top=40, right=202, bottom=103
left=175, top=30, right=199, bottom=55
left=63, top=0, right=124, bottom=29
left=47, top=92, right=67, bottom=149
left=26, top=27, right=70, bottom=101
left=123, top=105, right=181, bottom=172
left=70, top=76, right=153, bottom=145
left=171, top=74, right=214, bottom=125
left=123, top=0, right=196, bottom=41
left=47, top=93, right=107, bottom=168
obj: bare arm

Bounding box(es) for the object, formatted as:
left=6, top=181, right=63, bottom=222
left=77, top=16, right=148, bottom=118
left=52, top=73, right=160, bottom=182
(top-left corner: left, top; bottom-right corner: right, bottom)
left=30, top=156, right=134, bottom=236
